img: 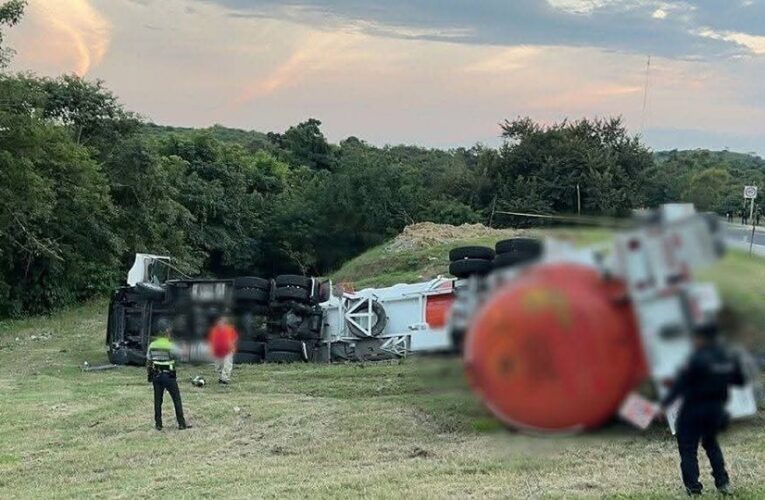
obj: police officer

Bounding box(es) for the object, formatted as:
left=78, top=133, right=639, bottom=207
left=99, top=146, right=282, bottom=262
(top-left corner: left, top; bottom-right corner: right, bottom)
left=147, top=329, right=191, bottom=431
left=661, top=323, right=745, bottom=496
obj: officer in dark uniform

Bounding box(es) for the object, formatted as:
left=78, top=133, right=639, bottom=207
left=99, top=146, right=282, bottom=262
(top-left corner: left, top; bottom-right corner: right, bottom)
left=147, top=329, right=191, bottom=431
left=661, top=323, right=745, bottom=496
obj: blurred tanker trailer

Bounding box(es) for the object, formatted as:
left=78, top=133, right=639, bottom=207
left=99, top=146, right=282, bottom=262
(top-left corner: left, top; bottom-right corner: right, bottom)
left=447, top=204, right=759, bottom=433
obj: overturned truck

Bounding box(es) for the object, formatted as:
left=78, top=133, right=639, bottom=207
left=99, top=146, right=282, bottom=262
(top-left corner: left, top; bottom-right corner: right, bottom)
left=106, top=254, right=455, bottom=365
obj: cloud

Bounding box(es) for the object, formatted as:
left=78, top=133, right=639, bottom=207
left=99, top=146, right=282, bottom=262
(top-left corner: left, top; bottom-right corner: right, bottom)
left=234, top=31, right=354, bottom=102
left=462, top=46, right=543, bottom=73
left=196, top=0, right=765, bottom=59
left=11, top=0, right=111, bottom=76
left=699, top=29, right=765, bottom=55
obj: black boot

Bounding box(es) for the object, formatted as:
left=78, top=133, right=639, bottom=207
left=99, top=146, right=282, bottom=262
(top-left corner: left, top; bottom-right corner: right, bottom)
left=717, top=483, right=733, bottom=496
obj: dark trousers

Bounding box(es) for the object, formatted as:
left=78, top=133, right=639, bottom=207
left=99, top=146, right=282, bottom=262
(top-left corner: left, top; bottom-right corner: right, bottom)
left=152, top=371, right=186, bottom=428
left=676, top=404, right=729, bottom=493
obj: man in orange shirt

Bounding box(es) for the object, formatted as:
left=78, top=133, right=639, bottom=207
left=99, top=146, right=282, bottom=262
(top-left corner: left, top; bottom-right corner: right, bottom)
left=208, top=315, right=238, bottom=384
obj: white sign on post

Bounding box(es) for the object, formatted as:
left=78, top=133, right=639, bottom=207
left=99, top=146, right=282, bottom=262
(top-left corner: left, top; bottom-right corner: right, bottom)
left=744, top=185, right=758, bottom=199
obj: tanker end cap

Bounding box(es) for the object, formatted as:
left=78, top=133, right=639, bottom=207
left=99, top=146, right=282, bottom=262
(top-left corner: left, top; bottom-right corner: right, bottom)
left=464, top=264, right=645, bottom=434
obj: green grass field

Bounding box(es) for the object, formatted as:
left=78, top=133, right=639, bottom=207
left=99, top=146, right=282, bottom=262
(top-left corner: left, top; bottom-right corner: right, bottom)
left=1, top=227, right=764, bottom=498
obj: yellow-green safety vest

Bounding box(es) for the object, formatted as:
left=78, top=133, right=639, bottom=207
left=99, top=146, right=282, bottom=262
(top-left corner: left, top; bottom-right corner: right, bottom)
left=147, top=337, right=176, bottom=371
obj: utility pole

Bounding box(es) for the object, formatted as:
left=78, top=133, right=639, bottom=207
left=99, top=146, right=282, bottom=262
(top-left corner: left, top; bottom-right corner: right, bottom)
left=750, top=196, right=756, bottom=256
left=488, top=195, right=498, bottom=228
left=744, top=185, right=758, bottom=255
left=576, top=184, right=581, bottom=216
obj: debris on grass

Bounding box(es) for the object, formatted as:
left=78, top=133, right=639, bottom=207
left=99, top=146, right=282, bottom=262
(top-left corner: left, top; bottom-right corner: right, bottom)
left=408, top=446, right=430, bottom=458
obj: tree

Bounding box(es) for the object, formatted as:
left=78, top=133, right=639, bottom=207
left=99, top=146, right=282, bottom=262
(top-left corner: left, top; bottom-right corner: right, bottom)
left=102, top=138, right=198, bottom=272
left=35, top=75, right=140, bottom=154
left=158, top=133, right=289, bottom=276
left=492, top=117, right=653, bottom=218
left=0, top=0, right=25, bottom=68
left=268, top=118, right=336, bottom=170
left=683, top=168, right=731, bottom=212
left=0, top=75, right=118, bottom=316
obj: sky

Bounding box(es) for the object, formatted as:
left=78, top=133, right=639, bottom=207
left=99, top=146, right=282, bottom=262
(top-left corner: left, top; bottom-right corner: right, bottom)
left=5, top=0, right=765, bottom=154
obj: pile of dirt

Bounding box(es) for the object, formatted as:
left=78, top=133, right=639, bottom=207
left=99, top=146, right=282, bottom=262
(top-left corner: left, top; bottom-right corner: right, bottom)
left=386, top=222, right=520, bottom=252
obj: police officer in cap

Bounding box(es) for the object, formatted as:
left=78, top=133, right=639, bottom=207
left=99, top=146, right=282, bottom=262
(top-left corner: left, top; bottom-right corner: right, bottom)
left=661, top=322, right=745, bottom=496
left=147, top=327, right=191, bottom=431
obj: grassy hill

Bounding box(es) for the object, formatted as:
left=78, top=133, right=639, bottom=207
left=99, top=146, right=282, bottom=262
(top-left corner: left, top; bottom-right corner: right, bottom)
left=0, top=225, right=763, bottom=497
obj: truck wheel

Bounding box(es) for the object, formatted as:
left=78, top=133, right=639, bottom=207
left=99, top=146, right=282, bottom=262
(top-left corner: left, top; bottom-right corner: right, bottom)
left=234, top=287, right=269, bottom=303
left=237, top=340, right=265, bottom=355
left=495, top=238, right=542, bottom=256
left=234, top=352, right=263, bottom=364
left=493, top=251, right=539, bottom=269
left=274, top=287, right=310, bottom=303
left=109, top=347, right=146, bottom=366
left=274, top=275, right=312, bottom=289
left=448, top=258, right=492, bottom=278
left=233, top=277, right=270, bottom=290
left=266, top=338, right=304, bottom=353
left=449, top=246, right=495, bottom=261
left=235, top=303, right=269, bottom=315
left=265, top=351, right=303, bottom=363
left=108, top=347, right=128, bottom=365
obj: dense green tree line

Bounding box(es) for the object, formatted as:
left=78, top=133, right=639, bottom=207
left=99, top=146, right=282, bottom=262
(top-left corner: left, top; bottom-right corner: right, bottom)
left=2, top=2, right=765, bottom=316
left=3, top=72, right=765, bottom=317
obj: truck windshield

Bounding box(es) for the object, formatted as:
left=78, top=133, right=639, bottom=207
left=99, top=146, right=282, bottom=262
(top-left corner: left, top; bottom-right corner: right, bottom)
left=147, top=259, right=171, bottom=284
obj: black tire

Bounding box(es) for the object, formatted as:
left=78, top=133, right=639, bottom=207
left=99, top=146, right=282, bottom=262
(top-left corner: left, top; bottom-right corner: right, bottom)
left=135, top=282, right=165, bottom=301
left=347, top=300, right=388, bottom=337
left=493, top=250, right=539, bottom=269
left=234, top=352, right=263, bottom=364
left=233, top=276, right=270, bottom=290
left=448, top=258, right=492, bottom=278
left=234, top=287, right=269, bottom=303
left=107, top=347, right=124, bottom=365
left=274, top=287, right=310, bottom=303
left=274, top=275, right=312, bottom=289
left=237, top=340, right=265, bottom=355
left=265, top=350, right=304, bottom=363
left=108, top=347, right=145, bottom=366
left=267, top=338, right=304, bottom=353
left=495, top=238, right=542, bottom=256
left=449, top=246, right=495, bottom=261
left=235, top=303, right=270, bottom=315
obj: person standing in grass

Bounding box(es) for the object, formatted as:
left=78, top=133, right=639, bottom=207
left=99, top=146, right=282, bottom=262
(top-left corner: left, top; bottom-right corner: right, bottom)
left=147, top=329, right=191, bottom=431
left=208, top=315, right=238, bottom=384
left=661, top=323, right=745, bottom=496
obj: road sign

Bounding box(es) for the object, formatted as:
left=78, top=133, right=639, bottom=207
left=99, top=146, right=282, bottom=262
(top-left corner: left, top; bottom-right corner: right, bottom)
left=744, top=185, right=758, bottom=199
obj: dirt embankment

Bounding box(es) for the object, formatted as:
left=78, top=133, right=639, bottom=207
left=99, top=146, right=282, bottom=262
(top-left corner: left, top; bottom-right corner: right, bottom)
left=385, top=222, right=521, bottom=253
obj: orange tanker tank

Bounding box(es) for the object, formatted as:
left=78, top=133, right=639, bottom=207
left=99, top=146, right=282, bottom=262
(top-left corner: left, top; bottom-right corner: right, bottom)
left=464, top=263, right=647, bottom=433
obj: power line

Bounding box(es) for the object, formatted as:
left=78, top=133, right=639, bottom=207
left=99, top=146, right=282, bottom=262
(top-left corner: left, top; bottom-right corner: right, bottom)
left=640, top=55, right=651, bottom=134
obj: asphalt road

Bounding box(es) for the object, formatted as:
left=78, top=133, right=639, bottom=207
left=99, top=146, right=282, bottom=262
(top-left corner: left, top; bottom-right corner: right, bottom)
left=723, top=222, right=765, bottom=256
